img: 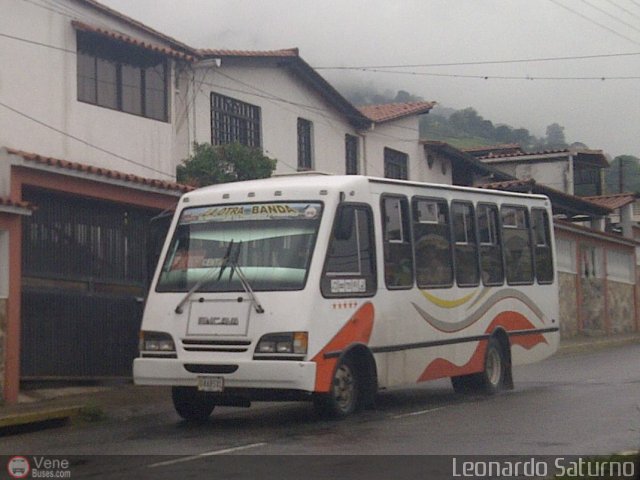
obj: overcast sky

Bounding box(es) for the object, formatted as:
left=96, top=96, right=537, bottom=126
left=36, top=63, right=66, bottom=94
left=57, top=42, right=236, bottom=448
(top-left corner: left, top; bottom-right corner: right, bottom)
left=101, top=0, right=640, bottom=159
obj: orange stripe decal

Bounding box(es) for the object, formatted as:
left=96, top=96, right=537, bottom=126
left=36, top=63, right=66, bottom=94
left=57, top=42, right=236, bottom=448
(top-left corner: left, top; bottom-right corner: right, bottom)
left=485, top=311, right=548, bottom=350
left=418, top=340, right=487, bottom=382
left=312, top=302, right=375, bottom=392
left=418, top=311, right=548, bottom=382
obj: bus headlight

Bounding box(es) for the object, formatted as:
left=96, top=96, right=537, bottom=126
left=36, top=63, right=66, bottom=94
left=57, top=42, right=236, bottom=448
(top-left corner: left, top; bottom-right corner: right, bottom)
left=255, top=332, right=308, bottom=357
left=139, top=331, right=176, bottom=353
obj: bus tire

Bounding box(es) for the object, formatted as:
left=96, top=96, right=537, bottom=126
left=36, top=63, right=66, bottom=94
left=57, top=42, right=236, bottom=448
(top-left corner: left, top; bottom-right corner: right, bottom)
left=171, top=386, right=216, bottom=423
left=313, top=356, right=360, bottom=418
left=478, top=337, right=506, bottom=394
left=451, top=374, right=480, bottom=394
left=451, top=337, right=506, bottom=395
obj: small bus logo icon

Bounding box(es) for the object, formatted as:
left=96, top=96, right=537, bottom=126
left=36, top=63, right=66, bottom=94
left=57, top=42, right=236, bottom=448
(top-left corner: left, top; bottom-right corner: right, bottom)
left=7, top=456, right=30, bottom=479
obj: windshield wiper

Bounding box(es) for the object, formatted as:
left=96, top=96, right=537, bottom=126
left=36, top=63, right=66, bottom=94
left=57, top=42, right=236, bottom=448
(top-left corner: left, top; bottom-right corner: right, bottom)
left=228, top=241, right=265, bottom=314
left=174, top=240, right=235, bottom=314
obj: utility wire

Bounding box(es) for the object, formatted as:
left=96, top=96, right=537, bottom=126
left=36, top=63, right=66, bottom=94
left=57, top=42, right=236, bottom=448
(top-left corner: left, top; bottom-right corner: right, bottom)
left=315, top=51, right=640, bottom=70
left=0, top=31, right=75, bottom=54
left=548, top=0, right=640, bottom=46
left=580, top=0, right=640, bottom=34
left=603, top=0, right=640, bottom=21
left=0, top=101, right=176, bottom=179
left=4, top=19, right=639, bottom=83
left=338, top=68, right=640, bottom=81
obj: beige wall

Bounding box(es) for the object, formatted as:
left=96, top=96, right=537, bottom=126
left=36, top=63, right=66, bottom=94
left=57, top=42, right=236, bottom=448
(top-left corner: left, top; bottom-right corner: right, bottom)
left=608, top=281, right=636, bottom=334
left=555, top=223, right=638, bottom=340
left=558, top=273, right=579, bottom=338
left=581, top=278, right=606, bottom=335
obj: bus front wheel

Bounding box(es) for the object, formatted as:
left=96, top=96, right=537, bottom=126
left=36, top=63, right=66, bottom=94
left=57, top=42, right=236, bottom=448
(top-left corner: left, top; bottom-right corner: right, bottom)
left=313, top=357, right=360, bottom=418
left=451, top=337, right=507, bottom=395
left=171, top=386, right=216, bottom=423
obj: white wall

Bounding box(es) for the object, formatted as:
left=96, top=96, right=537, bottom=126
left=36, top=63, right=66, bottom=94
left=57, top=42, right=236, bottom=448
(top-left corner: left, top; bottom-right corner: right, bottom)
left=484, top=158, right=571, bottom=194
left=514, top=160, right=569, bottom=193
left=183, top=59, right=360, bottom=175
left=363, top=117, right=451, bottom=183
left=181, top=61, right=446, bottom=183
left=0, top=0, right=178, bottom=181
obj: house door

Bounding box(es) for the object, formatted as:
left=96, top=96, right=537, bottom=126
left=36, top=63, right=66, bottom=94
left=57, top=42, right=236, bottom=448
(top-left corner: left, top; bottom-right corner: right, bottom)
left=20, top=187, right=158, bottom=378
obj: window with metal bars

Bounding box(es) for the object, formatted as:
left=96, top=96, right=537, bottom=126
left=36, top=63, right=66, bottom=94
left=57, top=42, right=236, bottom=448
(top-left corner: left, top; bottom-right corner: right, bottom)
left=210, top=93, right=262, bottom=147
left=297, top=118, right=313, bottom=170
left=384, top=148, right=408, bottom=180
left=345, top=134, right=358, bottom=175
left=21, top=187, right=155, bottom=288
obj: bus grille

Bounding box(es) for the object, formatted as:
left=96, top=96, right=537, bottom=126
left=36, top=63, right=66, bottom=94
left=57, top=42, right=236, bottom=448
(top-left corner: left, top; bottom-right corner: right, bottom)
left=181, top=339, right=252, bottom=353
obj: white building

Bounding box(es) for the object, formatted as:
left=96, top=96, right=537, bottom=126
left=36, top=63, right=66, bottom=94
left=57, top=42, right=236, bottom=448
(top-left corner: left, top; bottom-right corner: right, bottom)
left=0, top=0, right=442, bottom=403
left=180, top=49, right=438, bottom=181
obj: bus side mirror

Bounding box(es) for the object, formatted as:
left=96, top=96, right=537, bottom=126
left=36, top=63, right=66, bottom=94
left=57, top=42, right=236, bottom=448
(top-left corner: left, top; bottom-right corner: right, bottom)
left=334, top=207, right=354, bottom=241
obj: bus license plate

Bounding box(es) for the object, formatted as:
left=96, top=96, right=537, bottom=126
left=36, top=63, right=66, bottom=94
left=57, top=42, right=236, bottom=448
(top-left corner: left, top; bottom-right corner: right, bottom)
left=197, top=376, right=224, bottom=392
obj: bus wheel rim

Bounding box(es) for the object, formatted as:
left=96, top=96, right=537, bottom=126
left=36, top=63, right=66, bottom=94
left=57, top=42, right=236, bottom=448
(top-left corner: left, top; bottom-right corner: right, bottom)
left=486, top=348, right=502, bottom=386
left=333, top=364, right=355, bottom=411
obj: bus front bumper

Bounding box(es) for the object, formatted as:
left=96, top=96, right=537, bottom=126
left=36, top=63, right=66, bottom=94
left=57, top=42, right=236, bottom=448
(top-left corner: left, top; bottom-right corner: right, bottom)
left=133, top=358, right=317, bottom=393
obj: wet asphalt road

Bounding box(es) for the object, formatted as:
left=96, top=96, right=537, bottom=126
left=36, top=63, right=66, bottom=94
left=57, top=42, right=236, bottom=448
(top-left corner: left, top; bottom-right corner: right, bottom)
left=1, top=343, right=639, bottom=478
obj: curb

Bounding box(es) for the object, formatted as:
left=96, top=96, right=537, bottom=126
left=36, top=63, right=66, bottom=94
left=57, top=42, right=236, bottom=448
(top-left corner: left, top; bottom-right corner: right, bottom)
left=0, top=405, right=83, bottom=430
left=557, top=334, right=640, bottom=356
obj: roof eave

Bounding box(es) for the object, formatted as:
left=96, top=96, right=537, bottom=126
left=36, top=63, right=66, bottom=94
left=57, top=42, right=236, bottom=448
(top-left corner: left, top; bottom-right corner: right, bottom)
left=73, top=0, right=195, bottom=54
left=282, top=57, right=372, bottom=129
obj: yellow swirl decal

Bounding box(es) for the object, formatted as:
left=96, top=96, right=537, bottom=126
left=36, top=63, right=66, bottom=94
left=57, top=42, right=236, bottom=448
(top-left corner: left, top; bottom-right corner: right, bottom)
left=420, top=289, right=476, bottom=309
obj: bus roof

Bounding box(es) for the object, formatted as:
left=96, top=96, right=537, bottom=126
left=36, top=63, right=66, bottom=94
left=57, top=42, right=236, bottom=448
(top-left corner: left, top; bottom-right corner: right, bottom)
left=181, top=174, right=549, bottom=205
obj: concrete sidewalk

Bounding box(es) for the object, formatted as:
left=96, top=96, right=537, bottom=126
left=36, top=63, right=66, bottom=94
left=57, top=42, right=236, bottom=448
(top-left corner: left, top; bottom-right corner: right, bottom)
left=1, top=333, right=639, bottom=432
left=0, top=382, right=172, bottom=432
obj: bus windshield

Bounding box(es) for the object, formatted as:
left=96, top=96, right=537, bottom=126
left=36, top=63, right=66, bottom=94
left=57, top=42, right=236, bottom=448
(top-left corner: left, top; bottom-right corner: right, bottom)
left=156, top=202, right=323, bottom=292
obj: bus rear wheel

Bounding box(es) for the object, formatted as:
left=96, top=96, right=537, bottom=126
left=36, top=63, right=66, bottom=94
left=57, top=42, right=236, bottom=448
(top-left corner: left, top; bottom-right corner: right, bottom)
left=313, top=357, right=360, bottom=418
left=451, top=337, right=506, bottom=395
left=171, top=386, right=216, bottom=423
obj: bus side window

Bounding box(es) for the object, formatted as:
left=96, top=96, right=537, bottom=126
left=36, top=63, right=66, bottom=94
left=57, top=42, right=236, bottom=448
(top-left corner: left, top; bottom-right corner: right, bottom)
left=502, top=206, right=534, bottom=285
left=478, top=203, right=504, bottom=286
left=381, top=195, right=414, bottom=288
left=412, top=198, right=453, bottom=288
left=321, top=205, right=377, bottom=297
left=452, top=201, right=480, bottom=287
left=532, top=208, right=554, bottom=284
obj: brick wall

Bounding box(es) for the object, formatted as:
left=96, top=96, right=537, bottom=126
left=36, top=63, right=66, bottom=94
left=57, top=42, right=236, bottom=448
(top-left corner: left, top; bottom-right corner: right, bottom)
left=0, top=298, right=5, bottom=400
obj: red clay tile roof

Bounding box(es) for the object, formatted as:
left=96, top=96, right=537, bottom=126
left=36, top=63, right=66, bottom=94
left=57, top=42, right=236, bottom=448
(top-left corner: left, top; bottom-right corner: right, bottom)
left=464, top=144, right=525, bottom=157
left=477, top=148, right=572, bottom=160
left=358, top=102, right=436, bottom=123
left=7, top=148, right=192, bottom=194
left=76, top=0, right=194, bottom=53
left=70, top=4, right=368, bottom=128
left=584, top=193, right=638, bottom=210
left=476, top=148, right=609, bottom=169
left=72, top=20, right=195, bottom=62
left=0, top=197, right=33, bottom=211
left=464, top=143, right=522, bottom=153
left=198, top=48, right=299, bottom=58
left=555, top=218, right=640, bottom=246
left=198, top=48, right=370, bottom=128
left=478, top=179, right=612, bottom=216
left=478, top=179, right=537, bottom=190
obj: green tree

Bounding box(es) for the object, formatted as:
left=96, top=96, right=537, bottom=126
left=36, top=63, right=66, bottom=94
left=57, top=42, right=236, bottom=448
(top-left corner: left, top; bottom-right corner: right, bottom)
left=544, top=123, right=567, bottom=149
left=177, top=142, right=277, bottom=187
left=605, top=155, right=640, bottom=194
